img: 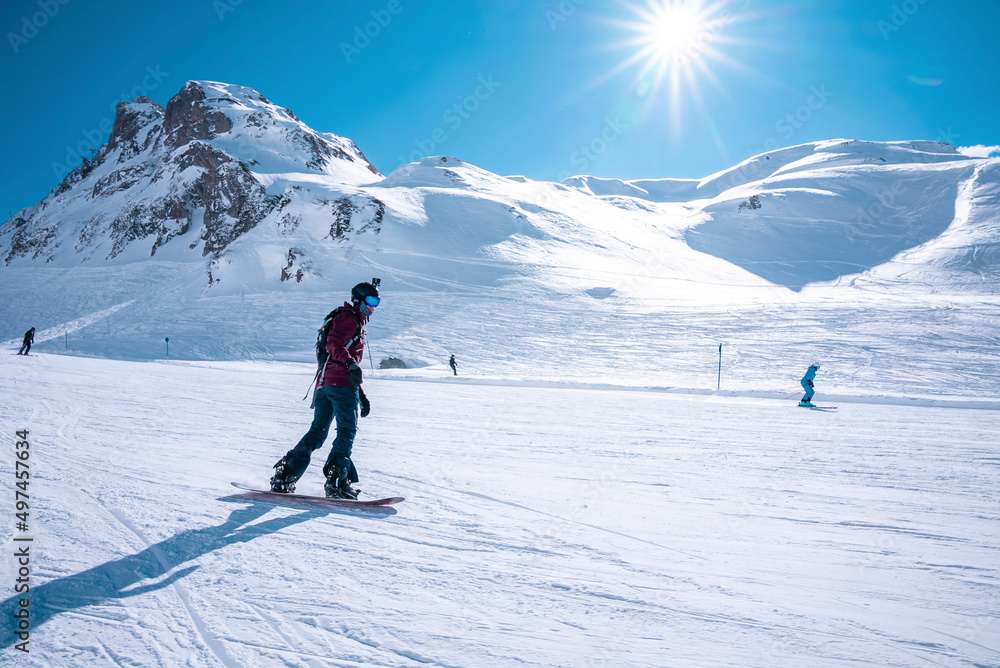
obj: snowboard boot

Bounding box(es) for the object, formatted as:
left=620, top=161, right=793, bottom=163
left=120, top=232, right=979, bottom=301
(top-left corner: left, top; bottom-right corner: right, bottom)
left=270, top=457, right=297, bottom=493
left=324, top=459, right=359, bottom=500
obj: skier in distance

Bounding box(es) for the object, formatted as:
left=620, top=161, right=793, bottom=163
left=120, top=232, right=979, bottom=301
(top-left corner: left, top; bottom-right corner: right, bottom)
left=449, top=354, right=458, bottom=376
left=17, top=327, right=35, bottom=355
left=799, top=363, right=820, bottom=407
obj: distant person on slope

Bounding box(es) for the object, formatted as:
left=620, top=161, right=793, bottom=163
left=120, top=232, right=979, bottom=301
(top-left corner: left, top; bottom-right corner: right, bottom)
left=449, top=354, right=458, bottom=376
left=269, top=281, right=381, bottom=499
left=17, top=327, right=35, bottom=355
left=799, top=364, right=820, bottom=407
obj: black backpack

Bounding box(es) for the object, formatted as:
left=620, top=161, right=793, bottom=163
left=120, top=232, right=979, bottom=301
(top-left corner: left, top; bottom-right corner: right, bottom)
left=315, top=306, right=364, bottom=366
left=305, top=307, right=364, bottom=407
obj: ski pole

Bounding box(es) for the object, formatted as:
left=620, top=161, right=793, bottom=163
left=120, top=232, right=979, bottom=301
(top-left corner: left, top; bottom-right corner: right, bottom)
left=365, top=334, right=375, bottom=374
left=303, top=366, right=322, bottom=401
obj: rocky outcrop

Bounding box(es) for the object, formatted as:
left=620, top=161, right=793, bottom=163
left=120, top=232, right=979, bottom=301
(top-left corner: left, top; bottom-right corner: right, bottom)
left=378, top=356, right=408, bottom=369
left=163, top=81, right=234, bottom=150
left=187, top=145, right=274, bottom=257
left=327, top=195, right=385, bottom=241
left=1, top=80, right=387, bottom=272
left=280, top=247, right=308, bottom=282
left=4, top=217, right=56, bottom=264
left=106, top=98, right=164, bottom=158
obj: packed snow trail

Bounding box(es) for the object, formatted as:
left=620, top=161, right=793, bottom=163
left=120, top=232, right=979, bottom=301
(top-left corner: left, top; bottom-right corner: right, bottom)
left=1, top=354, right=998, bottom=666
left=3, top=270, right=1000, bottom=403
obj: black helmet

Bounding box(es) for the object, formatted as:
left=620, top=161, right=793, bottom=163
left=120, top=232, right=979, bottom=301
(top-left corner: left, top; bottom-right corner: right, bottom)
left=351, top=280, right=380, bottom=305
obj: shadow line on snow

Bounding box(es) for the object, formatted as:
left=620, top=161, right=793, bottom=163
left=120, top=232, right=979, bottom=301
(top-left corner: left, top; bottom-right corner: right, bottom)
left=683, top=169, right=967, bottom=291
left=0, top=498, right=391, bottom=650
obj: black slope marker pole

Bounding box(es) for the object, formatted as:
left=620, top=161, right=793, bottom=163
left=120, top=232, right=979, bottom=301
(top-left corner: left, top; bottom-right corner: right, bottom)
left=717, top=343, right=722, bottom=391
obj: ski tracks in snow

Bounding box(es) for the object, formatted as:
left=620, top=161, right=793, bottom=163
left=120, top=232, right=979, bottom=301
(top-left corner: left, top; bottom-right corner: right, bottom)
left=371, top=472, right=943, bottom=665
left=97, top=500, right=238, bottom=668
left=0, top=300, right=136, bottom=349
left=4, top=355, right=999, bottom=666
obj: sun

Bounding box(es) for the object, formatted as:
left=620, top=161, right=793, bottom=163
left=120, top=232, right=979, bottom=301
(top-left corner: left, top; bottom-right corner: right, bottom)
left=601, top=0, right=751, bottom=136
left=644, top=3, right=710, bottom=63
left=616, top=0, right=732, bottom=77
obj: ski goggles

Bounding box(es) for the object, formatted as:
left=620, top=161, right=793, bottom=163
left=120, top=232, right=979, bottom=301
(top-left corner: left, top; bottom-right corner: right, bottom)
left=363, top=295, right=380, bottom=307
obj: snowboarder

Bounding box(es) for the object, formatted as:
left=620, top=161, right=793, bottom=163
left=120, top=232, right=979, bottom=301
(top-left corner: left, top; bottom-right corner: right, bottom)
left=17, top=327, right=35, bottom=355
left=799, top=364, right=820, bottom=407
left=449, top=354, right=458, bottom=376
left=269, top=281, right=381, bottom=498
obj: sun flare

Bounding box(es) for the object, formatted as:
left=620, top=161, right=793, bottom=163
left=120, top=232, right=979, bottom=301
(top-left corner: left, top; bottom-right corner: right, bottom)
left=621, top=0, right=733, bottom=76
left=645, top=4, right=710, bottom=62
left=602, top=0, right=751, bottom=137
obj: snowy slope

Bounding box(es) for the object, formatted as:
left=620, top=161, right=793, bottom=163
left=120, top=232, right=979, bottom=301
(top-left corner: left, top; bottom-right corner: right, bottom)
left=2, top=80, right=1000, bottom=667
left=859, top=161, right=1000, bottom=291
left=2, top=82, right=1000, bottom=400
left=1, top=354, right=998, bottom=667
left=681, top=140, right=981, bottom=290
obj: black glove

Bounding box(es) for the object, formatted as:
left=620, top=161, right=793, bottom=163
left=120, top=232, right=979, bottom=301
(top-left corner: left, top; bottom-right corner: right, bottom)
left=807, top=380, right=814, bottom=387
left=358, top=387, right=371, bottom=418
left=346, top=358, right=363, bottom=387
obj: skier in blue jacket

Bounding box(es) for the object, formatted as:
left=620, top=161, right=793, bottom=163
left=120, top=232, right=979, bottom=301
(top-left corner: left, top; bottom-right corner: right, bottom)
left=799, top=364, right=820, bottom=407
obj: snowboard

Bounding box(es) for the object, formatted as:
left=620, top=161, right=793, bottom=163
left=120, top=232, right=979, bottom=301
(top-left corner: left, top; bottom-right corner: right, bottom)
left=231, top=482, right=403, bottom=508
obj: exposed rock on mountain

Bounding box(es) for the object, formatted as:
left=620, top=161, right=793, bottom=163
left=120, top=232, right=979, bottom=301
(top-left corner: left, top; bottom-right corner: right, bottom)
left=2, top=81, right=382, bottom=271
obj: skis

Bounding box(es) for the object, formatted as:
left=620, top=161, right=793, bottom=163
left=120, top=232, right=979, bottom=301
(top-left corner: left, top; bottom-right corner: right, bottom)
left=799, top=404, right=837, bottom=411
left=230, top=482, right=403, bottom=508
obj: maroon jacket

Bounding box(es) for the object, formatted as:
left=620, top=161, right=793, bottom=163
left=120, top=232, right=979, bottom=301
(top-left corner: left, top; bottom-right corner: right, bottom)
left=318, top=302, right=367, bottom=389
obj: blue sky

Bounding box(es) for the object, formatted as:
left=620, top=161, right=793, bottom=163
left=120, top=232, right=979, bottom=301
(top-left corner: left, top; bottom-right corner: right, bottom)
left=2, top=0, right=998, bottom=216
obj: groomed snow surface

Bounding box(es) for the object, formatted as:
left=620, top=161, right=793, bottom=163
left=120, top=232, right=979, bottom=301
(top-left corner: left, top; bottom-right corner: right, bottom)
left=1, top=353, right=998, bottom=667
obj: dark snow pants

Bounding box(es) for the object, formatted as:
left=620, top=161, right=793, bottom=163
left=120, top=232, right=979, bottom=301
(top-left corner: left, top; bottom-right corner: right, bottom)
left=283, top=386, right=359, bottom=481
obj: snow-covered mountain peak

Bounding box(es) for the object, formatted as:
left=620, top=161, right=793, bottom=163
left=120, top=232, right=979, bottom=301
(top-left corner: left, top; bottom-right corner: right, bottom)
left=0, top=80, right=388, bottom=268
left=163, top=80, right=380, bottom=183
left=2, top=79, right=999, bottom=317
left=381, top=155, right=513, bottom=191
left=696, top=139, right=973, bottom=194
left=558, top=140, right=975, bottom=207
left=560, top=174, right=703, bottom=202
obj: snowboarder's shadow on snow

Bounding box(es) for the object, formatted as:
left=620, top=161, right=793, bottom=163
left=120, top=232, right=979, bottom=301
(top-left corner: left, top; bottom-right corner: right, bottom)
left=0, top=497, right=394, bottom=650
